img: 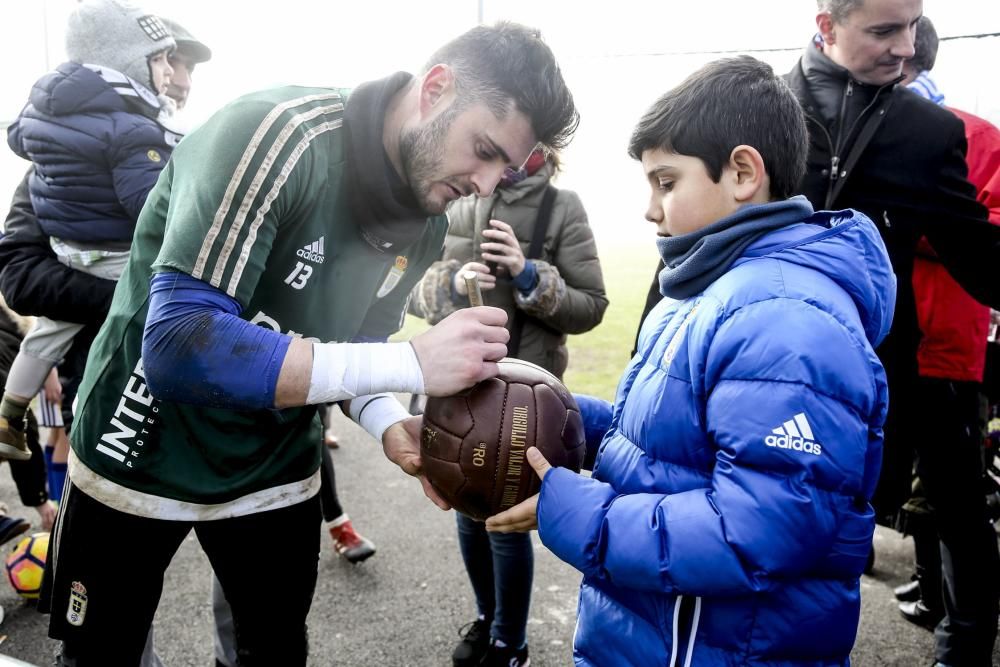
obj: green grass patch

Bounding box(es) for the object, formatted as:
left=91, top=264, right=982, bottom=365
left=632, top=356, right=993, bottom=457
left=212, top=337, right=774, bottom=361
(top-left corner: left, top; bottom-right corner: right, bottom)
left=563, top=241, right=657, bottom=400
left=394, top=239, right=659, bottom=402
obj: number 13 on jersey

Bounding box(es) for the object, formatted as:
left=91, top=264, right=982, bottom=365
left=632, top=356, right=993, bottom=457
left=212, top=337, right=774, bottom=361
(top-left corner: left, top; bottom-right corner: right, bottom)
left=284, top=262, right=313, bottom=290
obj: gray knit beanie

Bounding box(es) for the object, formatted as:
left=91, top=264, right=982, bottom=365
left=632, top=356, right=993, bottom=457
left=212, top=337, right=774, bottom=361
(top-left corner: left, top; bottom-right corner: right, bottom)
left=65, top=0, right=176, bottom=93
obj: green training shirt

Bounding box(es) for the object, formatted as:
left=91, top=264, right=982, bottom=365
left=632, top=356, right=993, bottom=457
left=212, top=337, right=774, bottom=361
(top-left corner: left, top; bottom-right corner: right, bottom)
left=69, top=86, right=448, bottom=520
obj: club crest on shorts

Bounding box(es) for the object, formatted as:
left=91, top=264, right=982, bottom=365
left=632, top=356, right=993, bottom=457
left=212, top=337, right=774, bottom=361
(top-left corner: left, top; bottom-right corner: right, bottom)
left=376, top=256, right=409, bottom=298
left=67, top=581, right=88, bottom=626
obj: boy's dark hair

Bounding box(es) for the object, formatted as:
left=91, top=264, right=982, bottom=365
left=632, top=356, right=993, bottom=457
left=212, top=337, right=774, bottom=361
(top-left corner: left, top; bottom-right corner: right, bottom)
left=911, top=16, right=939, bottom=73
left=627, top=55, right=808, bottom=200
left=423, top=22, right=579, bottom=151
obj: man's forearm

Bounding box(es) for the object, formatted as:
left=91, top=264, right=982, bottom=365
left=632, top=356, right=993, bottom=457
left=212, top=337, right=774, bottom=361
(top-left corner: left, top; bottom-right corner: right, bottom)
left=274, top=338, right=312, bottom=408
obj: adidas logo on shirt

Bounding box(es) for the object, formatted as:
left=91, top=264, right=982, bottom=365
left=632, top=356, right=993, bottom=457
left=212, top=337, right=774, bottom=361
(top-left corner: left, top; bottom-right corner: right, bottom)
left=764, top=412, right=822, bottom=456
left=297, top=236, right=325, bottom=264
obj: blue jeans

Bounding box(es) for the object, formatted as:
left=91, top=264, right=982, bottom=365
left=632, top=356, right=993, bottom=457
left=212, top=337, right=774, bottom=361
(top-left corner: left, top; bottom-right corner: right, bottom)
left=456, top=512, right=533, bottom=647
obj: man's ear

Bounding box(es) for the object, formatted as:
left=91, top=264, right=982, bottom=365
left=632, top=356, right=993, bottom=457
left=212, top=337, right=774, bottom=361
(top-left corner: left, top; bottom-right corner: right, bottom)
left=816, top=12, right=836, bottom=45
left=728, top=145, right=769, bottom=203
left=418, top=64, right=456, bottom=119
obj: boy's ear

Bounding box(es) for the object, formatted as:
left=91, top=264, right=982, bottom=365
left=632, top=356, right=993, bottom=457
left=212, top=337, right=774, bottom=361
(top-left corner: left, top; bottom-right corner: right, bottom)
left=418, top=64, right=456, bottom=119
left=816, top=12, right=836, bottom=45
left=728, top=145, right=769, bottom=203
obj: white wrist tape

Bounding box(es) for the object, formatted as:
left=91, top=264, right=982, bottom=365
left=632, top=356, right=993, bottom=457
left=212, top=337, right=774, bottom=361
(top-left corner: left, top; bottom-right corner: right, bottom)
left=306, top=341, right=425, bottom=405
left=348, top=394, right=412, bottom=442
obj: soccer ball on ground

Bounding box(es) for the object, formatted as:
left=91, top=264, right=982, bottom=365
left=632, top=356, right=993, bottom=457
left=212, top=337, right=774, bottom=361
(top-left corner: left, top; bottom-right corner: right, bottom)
left=5, top=532, right=49, bottom=599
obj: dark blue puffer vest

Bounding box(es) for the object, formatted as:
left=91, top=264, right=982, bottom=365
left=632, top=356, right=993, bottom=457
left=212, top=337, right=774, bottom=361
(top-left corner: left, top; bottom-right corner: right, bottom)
left=7, top=62, right=175, bottom=246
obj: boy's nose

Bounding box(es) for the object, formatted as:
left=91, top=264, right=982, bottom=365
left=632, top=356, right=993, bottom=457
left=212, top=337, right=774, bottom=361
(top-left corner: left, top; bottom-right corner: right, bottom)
left=645, top=198, right=664, bottom=224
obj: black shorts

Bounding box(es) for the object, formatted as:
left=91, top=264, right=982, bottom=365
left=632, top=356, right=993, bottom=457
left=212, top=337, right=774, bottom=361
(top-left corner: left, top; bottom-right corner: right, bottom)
left=43, top=482, right=321, bottom=666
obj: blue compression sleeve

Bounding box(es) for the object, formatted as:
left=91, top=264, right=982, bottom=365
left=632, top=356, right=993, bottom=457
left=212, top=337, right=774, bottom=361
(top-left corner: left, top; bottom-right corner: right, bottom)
left=142, top=271, right=291, bottom=410
left=572, top=393, right=613, bottom=470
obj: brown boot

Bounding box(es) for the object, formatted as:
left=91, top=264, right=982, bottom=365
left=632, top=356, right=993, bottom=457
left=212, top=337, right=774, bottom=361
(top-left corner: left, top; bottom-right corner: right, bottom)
left=0, top=416, right=30, bottom=461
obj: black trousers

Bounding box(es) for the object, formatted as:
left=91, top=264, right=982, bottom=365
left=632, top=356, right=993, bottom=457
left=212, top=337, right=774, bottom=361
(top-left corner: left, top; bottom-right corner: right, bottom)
left=45, top=482, right=321, bottom=666
left=319, top=440, right=343, bottom=522
left=913, top=378, right=1000, bottom=666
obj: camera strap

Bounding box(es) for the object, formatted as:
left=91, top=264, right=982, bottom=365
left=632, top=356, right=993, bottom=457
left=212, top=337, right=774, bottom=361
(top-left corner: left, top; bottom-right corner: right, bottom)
left=508, top=185, right=557, bottom=358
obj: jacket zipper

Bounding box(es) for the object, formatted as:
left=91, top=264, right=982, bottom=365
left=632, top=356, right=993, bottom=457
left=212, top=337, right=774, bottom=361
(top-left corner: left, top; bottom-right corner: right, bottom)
left=821, top=78, right=887, bottom=207
left=824, top=79, right=853, bottom=203
left=832, top=79, right=854, bottom=168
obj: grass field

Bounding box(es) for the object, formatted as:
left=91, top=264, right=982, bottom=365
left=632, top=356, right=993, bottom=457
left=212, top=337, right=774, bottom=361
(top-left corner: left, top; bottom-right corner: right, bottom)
left=394, top=239, right=659, bottom=402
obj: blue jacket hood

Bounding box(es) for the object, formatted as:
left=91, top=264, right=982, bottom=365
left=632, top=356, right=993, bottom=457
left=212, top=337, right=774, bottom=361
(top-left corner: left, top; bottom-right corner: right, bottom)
left=29, top=62, right=128, bottom=118
left=736, top=208, right=896, bottom=348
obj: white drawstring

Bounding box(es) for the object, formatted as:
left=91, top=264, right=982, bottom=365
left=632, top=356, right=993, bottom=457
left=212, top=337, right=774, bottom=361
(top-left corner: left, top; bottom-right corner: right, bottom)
left=669, top=595, right=683, bottom=667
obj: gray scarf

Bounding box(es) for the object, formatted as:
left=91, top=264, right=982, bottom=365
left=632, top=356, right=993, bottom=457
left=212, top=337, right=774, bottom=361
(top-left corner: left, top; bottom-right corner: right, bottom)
left=657, top=196, right=814, bottom=299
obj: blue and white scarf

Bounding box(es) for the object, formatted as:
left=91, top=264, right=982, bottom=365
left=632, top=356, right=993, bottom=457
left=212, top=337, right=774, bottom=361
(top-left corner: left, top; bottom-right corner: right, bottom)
left=907, top=70, right=945, bottom=106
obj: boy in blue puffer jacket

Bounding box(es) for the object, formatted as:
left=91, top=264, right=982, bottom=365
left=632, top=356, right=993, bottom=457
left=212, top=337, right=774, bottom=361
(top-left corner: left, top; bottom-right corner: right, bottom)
left=0, top=0, right=176, bottom=460
left=487, top=56, right=896, bottom=666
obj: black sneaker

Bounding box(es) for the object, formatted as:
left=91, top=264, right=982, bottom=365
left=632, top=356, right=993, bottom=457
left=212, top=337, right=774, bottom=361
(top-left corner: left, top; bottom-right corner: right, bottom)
left=894, top=578, right=920, bottom=602
left=452, top=618, right=490, bottom=667
left=482, top=639, right=530, bottom=667
left=0, top=515, right=30, bottom=547
left=899, top=599, right=944, bottom=631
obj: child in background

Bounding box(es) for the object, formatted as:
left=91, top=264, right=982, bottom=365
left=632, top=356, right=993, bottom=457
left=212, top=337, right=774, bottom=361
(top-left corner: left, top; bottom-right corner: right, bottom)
left=0, top=0, right=176, bottom=459
left=487, top=56, right=895, bottom=666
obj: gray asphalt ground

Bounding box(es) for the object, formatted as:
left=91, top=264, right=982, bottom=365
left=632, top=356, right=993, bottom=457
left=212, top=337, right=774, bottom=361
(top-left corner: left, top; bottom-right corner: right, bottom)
left=0, top=409, right=996, bottom=666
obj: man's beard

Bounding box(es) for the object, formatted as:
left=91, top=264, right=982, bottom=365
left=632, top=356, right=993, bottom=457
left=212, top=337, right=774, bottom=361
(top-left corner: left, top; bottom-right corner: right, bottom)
left=399, top=104, right=460, bottom=215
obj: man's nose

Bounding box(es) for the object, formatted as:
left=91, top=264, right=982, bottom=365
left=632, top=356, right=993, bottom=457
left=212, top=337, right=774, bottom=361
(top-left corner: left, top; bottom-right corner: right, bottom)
left=471, top=163, right=508, bottom=198
left=891, top=29, right=916, bottom=59
left=172, top=65, right=191, bottom=90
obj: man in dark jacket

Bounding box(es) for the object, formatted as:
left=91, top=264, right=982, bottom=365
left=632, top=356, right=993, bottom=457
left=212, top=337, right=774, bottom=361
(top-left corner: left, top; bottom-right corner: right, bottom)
left=0, top=296, right=58, bottom=533
left=786, top=2, right=1000, bottom=665
left=0, top=175, right=115, bottom=330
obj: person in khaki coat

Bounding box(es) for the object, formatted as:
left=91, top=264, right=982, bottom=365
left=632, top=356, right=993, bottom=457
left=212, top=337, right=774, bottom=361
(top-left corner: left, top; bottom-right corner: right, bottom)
left=411, top=151, right=607, bottom=378
left=410, top=149, right=607, bottom=667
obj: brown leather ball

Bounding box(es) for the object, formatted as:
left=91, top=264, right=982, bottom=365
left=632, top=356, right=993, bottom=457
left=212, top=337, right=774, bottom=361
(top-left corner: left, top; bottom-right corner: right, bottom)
left=420, top=358, right=586, bottom=521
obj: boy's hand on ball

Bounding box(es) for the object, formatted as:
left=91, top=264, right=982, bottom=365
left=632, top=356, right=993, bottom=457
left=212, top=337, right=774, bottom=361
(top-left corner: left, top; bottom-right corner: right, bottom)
left=486, top=494, right=538, bottom=532
left=525, top=446, right=552, bottom=479
left=485, top=448, right=552, bottom=533
left=383, top=416, right=451, bottom=510
left=411, top=307, right=509, bottom=396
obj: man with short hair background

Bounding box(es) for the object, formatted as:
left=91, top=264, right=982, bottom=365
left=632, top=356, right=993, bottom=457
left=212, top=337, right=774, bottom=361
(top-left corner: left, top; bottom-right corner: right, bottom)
left=161, top=18, right=211, bottom=111
left=786, top=2, right=1000, bottom=665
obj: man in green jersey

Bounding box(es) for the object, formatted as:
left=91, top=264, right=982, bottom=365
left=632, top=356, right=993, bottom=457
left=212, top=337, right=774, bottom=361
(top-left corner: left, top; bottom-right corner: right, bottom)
left=42, top=22, right=578, bottom=665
